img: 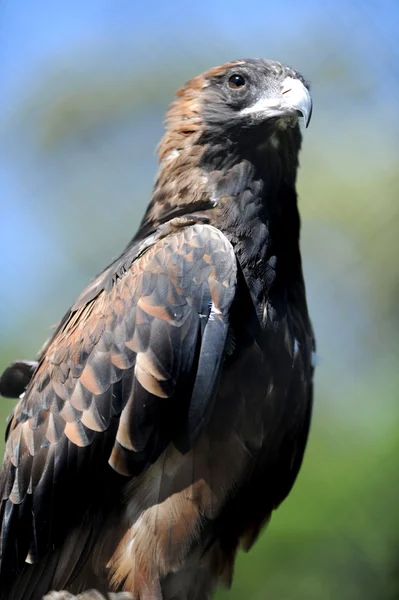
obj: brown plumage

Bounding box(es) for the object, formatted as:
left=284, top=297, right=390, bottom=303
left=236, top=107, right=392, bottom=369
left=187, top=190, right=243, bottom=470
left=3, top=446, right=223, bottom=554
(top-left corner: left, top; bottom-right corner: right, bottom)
left=43, top=592, right=132, bottom=600
left=0, top=58, right=315, bottom=599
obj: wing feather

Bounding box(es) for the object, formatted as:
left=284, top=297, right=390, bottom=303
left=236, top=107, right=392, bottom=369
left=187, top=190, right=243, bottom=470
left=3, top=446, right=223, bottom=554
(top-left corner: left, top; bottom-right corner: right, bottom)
left=0, top=220, right=237, bottom=592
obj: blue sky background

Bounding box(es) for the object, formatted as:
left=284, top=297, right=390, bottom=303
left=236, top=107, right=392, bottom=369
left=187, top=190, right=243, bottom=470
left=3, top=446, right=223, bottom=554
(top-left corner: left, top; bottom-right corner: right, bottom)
left=0, top=0, right=398, bottom=388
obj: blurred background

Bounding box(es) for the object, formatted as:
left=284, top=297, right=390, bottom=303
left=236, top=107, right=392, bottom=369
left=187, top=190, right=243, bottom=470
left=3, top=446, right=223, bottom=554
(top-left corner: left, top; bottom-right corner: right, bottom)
left=0, top=1, right=398, bottom=598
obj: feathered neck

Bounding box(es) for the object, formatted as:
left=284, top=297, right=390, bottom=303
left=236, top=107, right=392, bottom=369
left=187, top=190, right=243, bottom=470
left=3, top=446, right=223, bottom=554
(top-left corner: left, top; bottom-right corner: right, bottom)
left=135, top=114, right=302, bottom=249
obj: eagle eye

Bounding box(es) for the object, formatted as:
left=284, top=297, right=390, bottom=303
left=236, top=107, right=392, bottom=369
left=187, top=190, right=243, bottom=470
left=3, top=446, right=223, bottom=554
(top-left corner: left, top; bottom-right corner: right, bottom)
left=228, top=74, right=246, bottom=89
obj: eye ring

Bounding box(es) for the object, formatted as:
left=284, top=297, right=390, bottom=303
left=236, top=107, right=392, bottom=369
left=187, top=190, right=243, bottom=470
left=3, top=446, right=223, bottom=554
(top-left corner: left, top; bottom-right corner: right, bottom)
left=228, top=74, right=246, bottom=89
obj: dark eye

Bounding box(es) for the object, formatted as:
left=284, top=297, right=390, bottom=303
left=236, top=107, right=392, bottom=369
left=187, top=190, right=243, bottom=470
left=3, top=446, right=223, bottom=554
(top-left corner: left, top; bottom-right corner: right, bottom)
left=228, top=74, right=246, bottom=89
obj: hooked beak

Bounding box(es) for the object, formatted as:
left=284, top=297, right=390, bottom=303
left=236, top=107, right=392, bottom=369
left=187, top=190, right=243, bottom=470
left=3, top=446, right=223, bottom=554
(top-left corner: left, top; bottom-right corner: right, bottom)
left=240, top=76, right=313, bottom=128
left=280, top=77, right=312, bottom=128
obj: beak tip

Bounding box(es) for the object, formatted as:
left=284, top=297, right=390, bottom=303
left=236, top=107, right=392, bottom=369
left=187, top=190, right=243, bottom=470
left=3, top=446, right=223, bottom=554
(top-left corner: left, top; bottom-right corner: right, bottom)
left=305, top=104, right=313, bottom=128
left=298, top=99, right=312, bottom=129
left=282, top=76, right=312, bottom=129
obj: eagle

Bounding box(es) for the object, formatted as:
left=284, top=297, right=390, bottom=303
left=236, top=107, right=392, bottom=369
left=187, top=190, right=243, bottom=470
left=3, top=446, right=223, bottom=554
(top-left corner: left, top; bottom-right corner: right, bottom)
left=0, top=58, right=315, bottom=600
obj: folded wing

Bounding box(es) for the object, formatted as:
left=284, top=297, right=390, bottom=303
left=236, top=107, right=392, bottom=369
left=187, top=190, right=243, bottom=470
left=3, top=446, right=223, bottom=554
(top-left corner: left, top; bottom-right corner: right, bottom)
left=0, top=220, right=237, bottom=589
